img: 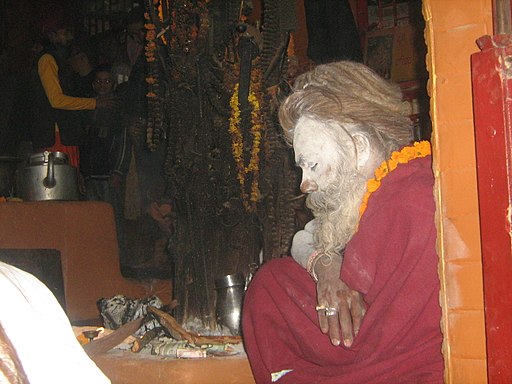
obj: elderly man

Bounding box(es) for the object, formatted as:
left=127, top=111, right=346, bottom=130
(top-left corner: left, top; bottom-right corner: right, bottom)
left=242, top=61, right=443, bottom=383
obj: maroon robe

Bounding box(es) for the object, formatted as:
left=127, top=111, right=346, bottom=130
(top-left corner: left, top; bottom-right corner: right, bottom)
left=242, top=156, right=443, bottom=383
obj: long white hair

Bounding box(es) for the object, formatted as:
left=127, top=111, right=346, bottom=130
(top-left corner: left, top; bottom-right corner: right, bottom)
left=279, top=61, right=413, bottom=158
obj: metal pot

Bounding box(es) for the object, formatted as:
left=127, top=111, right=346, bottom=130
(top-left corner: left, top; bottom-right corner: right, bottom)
left=0, top=155, right=23, bottom=197
left=215, top=272, right=245, bottom=336
left=19, top=151, right=80, bottom=201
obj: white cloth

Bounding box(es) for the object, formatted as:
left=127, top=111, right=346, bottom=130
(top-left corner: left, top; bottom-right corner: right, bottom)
left=290, top=219, right=317, bottom=268
left=0, top=261, right=110, bottom=384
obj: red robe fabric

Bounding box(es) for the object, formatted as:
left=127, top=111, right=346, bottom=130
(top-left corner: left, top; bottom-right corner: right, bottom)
left=242, top=156, right=443, bottom=383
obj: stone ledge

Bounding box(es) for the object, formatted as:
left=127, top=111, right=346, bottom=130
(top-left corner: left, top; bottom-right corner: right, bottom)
left=91, top=349, right=255, bottom=384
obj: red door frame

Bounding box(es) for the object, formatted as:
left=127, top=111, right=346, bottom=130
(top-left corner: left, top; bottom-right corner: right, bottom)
left=471, top=34, right=512, bottom=382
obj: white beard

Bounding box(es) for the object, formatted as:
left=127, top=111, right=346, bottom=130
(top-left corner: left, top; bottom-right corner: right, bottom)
left=306, top=164, right=368, bottom=257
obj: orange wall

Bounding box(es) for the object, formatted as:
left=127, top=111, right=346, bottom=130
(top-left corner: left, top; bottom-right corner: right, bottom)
left=0, top=202, right=172, bottom=322
left=423, top=1, right=492, bottom=382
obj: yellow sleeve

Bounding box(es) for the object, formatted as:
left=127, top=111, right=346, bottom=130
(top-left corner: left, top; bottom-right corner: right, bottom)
left=38, top=54, right=97, bottom=110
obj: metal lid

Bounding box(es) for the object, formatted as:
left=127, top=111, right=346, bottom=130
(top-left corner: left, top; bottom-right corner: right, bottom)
left=214, top=272, right=245, bottom=289
left=28, top=151, right=69, bottom=165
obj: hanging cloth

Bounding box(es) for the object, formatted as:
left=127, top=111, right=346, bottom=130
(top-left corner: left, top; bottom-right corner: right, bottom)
left=304, top=0, right=363, bottom=64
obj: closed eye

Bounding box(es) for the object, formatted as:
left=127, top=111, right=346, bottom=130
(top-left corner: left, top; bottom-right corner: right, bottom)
left=311, top=163, right=318, bottom=171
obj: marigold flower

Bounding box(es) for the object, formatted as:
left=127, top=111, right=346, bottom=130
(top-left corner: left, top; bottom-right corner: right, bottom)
left=146, top=41, right=157, bottom=50
left=387, top=158, right=398, bottom=170
left=228, top=80, right=264, bottom=213
left=367, top=179, right=381, bottom=192
left=358, top=141, right=431, bottom=222
left=359, top=202, right=368, bottom=217
left=374, top=164, right=388, bottom=180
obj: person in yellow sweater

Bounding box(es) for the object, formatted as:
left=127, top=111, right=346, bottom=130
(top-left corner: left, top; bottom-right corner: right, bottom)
left=30, top=14, right=115, bottom=169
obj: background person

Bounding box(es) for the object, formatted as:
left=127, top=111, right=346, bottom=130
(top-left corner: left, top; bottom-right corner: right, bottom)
left=29, top=8, right=116, bottom=169
left=69, top=40, right=97, bottom=98
left=80, top=64, right=128, bottom=260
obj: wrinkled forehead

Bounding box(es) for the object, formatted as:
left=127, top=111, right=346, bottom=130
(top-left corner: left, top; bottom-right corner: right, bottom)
left=293, top=116, right=339, bottom=165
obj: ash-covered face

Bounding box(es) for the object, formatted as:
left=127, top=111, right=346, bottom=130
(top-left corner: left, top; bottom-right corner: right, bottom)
left=292, top=116, right=367, bottom=253
left=293, top=116, right=355, bottom=194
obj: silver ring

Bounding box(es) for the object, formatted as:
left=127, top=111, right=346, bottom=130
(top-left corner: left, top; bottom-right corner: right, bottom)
left=315, top=305, right=327, bottom=311
left=325, top=307, right=338, bottom=316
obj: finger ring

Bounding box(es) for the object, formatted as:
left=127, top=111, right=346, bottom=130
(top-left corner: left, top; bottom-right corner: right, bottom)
left=315, top=305, right=327, bottom=311
left=325, top=308, right=338, bottom=316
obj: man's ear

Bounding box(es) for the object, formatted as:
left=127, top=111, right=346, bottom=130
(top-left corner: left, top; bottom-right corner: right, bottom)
left=353, top=132, right=371, bottom=169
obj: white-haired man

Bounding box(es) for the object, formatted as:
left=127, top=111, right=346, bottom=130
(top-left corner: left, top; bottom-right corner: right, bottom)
left=242, top=61, right=443, bottom=383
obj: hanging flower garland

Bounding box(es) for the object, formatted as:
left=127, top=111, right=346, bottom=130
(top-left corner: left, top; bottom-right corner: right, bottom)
left=144, top=9, right=159, bottom=150
left=167, top=1, right=209, bottom=55
left=228, top=79, right=264, bottom=213
left=359, top=140, right=432, bottom=218
left=144, top=10, right=157, bottom=91
left=144, top=18, right=158, bottom=97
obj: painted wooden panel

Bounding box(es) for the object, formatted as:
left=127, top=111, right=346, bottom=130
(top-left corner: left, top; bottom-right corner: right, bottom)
left=423, top=0, right=491, bottom=382
left=472, top=33, right=512, bottom=382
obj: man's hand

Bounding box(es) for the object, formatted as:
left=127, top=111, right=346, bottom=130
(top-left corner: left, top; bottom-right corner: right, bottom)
left=315, top=255, right=366, bottom=347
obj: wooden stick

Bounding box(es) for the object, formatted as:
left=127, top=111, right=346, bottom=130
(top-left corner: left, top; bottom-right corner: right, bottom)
left=192, top=334, right=242, bottom=345
left=131, top=326, right=163, bottom=353
left=148, top=306, right=195, bottom=344
left=83, top=318, right=143, bottom=356
left=147, top=306, right=242, bottom=345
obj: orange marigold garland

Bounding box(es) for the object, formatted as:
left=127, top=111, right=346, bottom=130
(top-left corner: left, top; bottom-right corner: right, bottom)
left=144, top=5, right=164, bottom=150
left=359, top=140, right=432, bottom=218
left=144, top=10, right=159, bottom=150
left=228, top=78, right=264, bottom=213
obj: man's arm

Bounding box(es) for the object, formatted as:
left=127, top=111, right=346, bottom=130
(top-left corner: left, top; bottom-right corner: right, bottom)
left=314, top=255, right=366, bottom=347
left=291, top=220, right=366, bottom=347
left=38, top=54, right=96, bottom=111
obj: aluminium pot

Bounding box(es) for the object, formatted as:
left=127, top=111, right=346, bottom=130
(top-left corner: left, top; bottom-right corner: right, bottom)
left=19, top=151, right=80, bottom=201
left=214, top=272, right=245, bottom=336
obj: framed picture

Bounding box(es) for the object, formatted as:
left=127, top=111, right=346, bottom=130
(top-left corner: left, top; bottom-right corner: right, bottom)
left=365, top=24, right=423, bottom=83
left=365, top=29, right=394, bottom=79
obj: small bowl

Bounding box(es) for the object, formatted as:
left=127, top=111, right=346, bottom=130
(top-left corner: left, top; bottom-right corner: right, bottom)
left=82, top=330, right=100, bottom=341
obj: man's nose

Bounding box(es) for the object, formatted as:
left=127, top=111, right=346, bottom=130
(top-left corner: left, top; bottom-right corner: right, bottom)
left=300, top=179, right=318, bottom=193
